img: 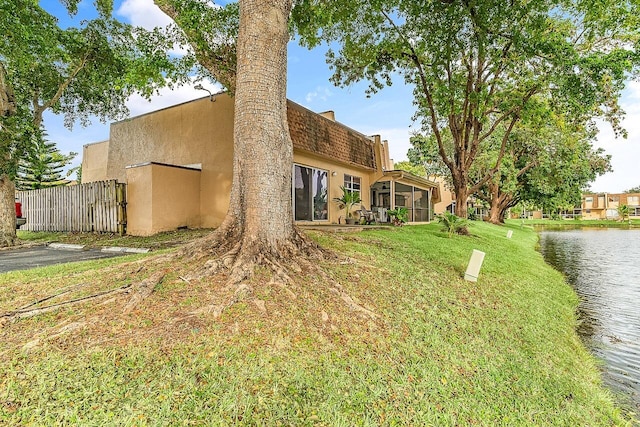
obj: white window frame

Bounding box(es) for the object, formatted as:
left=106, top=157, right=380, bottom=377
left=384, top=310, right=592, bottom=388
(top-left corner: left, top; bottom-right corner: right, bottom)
left=344, top=174, right=361, bottom=197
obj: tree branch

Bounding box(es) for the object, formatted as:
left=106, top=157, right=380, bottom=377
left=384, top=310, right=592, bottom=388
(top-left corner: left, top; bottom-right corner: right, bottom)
left=154, top=0, right=237, bottom=92
left=380, top=9, right=453, bottom=171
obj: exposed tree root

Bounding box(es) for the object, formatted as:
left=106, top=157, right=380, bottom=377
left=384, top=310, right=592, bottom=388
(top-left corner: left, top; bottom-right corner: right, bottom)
left=1, top=272, right=164, bottom=322
left=173, top=223, right=378, bottom=321
left=122, top=272, right=165, bottom=314
left=1, top=284, right=132, bottom=321
left=2, top=222, right=377, bottom=351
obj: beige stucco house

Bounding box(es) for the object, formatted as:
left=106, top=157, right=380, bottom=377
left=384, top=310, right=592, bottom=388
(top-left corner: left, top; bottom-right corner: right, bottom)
left=82, top=93, right=439, bottom=235
left=580, top=192, right=640, bottom=219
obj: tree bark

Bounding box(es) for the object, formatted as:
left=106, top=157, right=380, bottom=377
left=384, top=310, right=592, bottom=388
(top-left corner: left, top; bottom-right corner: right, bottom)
left=231, top=0, right=295, bottom=245
left=1, top=63, right=17, bottom=247
left=453, top=180, right=469, bottom=219
left=0, top=63, right=16, bottom=118
left=0, top=175, right=17, bottom=246
left=487, top=180, right=502, bottom=224
left=486, top=180, right=515, bottom=224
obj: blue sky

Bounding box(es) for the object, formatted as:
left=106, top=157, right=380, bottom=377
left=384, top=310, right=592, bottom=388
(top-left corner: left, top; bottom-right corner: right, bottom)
left=41, top=0, right=639, bottom=193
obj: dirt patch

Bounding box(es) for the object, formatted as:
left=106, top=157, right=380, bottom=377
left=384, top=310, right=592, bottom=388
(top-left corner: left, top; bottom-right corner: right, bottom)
left=0, top=239, right=387, bottom=361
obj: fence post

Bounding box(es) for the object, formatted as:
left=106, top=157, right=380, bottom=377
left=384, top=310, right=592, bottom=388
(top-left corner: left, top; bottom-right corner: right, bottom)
left=117, top=183, right=127, bottom=236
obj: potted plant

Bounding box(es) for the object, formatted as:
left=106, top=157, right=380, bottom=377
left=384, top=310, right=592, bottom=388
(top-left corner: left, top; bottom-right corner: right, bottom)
left=333, top=186, right=361, bottom=224
left=387, top=207, right=409, bottom=226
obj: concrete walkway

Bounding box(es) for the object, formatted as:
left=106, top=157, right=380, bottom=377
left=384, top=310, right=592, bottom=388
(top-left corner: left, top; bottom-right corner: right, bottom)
left=0, top=245, right=130, bottom=274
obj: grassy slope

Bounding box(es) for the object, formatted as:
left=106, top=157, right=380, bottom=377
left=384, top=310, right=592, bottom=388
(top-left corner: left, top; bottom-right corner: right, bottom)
left=0, top=223, right=633, bottom=426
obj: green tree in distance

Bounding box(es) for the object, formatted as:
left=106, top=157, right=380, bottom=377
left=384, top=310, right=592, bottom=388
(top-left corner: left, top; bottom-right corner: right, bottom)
left=393, top=160, right=426, bottom=177
left=0, top=0, right=185, bottom=245
left=624, top=185, right=640, bottom=193
left=17, top=134, right=77, bottom=190
left=294, top=0, right=640, bottom=218
left=470, top=100, right=612, bottom=223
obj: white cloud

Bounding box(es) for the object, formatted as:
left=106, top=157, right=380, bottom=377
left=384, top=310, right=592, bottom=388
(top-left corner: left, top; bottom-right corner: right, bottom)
left=116, top=0, right=173, bottom=30
left=305, top=87, right=332, bottom=104
left=125, top=80, right=223, bottom=117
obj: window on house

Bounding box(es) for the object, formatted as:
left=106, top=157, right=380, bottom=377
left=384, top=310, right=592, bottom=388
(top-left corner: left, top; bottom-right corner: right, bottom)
left=294, top=164, right=328, bottom=221
left=628, top=196, right=639, bottom=206
left=344, top=174, right=361, bottom=196
left=585, top=197, right=593, bottom=203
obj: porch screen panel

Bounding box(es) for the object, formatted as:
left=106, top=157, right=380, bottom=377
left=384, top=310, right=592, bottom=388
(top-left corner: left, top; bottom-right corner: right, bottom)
left=394, top=182, right=414, bottom=222
left=413, top=188, right=430, bottom=222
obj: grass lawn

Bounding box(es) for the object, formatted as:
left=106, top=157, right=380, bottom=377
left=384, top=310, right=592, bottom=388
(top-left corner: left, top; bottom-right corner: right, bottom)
left=16, top=228, right=214, bottom=250
left=0, top=222, right=635, bottom=426
left=507, top=218, right=640, bottom=228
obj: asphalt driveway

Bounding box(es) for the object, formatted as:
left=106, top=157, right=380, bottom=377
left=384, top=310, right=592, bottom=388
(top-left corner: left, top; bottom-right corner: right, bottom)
left=0, top=245, right=128, bottom=274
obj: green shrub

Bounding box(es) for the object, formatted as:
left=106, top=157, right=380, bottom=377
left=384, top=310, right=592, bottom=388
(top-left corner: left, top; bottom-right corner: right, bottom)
left=387, top=207, right=409, bottom=226
left=437, top=211, right=469, bottom=237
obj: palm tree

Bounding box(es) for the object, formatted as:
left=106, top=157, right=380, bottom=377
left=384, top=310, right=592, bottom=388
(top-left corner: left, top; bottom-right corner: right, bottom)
left=333, top=186, right=361, bottom=223
left=617, top=204, right=630, bottom=223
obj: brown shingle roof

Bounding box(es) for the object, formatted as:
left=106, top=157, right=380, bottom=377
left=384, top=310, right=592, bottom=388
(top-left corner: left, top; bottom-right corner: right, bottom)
left=287, top=101, right=377, bottom=170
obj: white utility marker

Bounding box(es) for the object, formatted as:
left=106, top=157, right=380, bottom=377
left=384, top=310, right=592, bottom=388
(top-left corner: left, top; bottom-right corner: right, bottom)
left=506, top=230, right=513, bottom=239
left=464, top=249, right=486, bottom=282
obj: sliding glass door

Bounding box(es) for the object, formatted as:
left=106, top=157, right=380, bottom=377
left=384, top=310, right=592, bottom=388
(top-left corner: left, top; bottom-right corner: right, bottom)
left=293, top=165, right=328, bottom=221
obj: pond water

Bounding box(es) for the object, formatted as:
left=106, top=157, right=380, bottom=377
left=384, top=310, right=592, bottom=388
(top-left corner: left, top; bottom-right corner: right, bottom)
left=538, top=228, right=640, bottom=412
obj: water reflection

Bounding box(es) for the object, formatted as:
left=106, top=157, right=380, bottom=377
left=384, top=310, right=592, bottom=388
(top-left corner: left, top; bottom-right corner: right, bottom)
left=539, top=229, right=640, bottom=413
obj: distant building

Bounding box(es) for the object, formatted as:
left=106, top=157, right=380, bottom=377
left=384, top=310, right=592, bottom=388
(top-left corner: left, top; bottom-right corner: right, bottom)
left=579, top=192, right=640, bottom=220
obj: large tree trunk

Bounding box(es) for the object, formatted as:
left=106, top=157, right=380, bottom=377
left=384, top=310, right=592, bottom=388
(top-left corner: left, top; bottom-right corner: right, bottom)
left=487, top=181, right=515, bottom=224
left=181, top=0, right=322, bottom=285
left=0, top=175, right=16, bottom=246
left=0, top=63, right=15, bottom=118
left=1, top=63, right=17, bottom=247
left=231, top=0, right=294, bottom=242
left=453, top=184, right=469, bottom=219
left=487, top=181, right=502, bottom=224
left=488, top=200, right=503, bottom=224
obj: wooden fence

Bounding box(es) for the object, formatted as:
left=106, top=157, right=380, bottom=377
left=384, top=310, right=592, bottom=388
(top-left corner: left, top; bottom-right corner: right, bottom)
left=17, top=180, right=127, bottom=234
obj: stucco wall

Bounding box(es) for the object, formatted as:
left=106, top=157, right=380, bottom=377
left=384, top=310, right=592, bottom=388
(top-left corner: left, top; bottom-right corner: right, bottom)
left=110, top=96, right=235, bottom=229
left=81, top=141, right=110, bottom=183
left=107, top=96, right=234, bottom=182
left=126, top=163, right=201, bottom=236
left=125, top=165, right=153, bottom=235
left=433, top=178, right=454, bottom=214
